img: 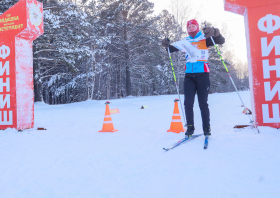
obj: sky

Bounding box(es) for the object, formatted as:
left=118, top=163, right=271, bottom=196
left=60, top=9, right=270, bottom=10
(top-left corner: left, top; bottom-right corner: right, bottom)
left=149, top=0, right=248, bottom=63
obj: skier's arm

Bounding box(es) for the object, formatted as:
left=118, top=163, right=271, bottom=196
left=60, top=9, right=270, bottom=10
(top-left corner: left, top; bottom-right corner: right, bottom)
left=162, top=38, right=179, bottom=53
left=167, top=45, right=179, bottom=53
left=203, top=27, right=225, bottom=47
left=206, top=34, right=225, bottom=47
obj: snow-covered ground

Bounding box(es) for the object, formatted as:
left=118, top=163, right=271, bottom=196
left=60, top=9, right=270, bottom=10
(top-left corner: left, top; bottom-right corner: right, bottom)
left=0, top=91, right=279, bottom=198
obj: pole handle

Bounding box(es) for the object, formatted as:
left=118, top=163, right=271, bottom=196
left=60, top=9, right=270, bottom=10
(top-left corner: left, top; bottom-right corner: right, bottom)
left=165, top=36, right=170, bottom=48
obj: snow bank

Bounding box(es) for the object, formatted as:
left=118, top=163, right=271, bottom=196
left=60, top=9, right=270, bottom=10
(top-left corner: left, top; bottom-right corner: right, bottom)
left=0, top=91, right=279, bottom=198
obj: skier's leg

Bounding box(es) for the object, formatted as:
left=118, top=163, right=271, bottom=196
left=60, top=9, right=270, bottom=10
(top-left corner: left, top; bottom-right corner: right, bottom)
left=195, top=73, right=210, bottom=133
left=184, top=73, right=197, bottom=133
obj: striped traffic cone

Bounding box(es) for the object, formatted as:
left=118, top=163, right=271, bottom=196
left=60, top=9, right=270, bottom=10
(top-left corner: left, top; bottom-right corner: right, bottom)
left=167, top=99, right=185, bottom=133
left=99, top=101, right=118, bottom=132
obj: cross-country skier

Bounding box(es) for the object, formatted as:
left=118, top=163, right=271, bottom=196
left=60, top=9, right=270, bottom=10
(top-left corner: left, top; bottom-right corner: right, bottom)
left=162, top=20, right=225, bottom=137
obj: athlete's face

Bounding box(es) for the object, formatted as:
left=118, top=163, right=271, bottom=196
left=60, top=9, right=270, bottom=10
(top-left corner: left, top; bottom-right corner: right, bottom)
left=188, top=24, right=197, bottom=33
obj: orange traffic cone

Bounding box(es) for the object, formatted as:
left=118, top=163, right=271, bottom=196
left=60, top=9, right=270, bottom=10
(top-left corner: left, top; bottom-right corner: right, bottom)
left=167, top=99, right=185, bottom=133
left=99, top=101, right=118, bottom=132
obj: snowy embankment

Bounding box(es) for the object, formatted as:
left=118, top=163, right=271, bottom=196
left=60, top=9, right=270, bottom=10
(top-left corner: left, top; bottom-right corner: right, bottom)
left=0, top=91, right=279, bottom=198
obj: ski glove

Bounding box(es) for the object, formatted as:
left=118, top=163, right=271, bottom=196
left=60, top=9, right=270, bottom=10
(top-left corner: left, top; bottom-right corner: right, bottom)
left=203, top=27, right=220, bottom=38
left=161, top=38, right=170, bottom=48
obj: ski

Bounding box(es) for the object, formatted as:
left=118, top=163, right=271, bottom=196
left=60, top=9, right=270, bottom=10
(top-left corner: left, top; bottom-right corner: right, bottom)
left=163, top=134, right=203, bottom=151
left=204, top=135, right=209, bottom=149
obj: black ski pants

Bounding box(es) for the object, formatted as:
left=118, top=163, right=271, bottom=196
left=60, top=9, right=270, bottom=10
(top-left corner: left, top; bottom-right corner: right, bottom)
left=184, top=73, right=210, bottom=128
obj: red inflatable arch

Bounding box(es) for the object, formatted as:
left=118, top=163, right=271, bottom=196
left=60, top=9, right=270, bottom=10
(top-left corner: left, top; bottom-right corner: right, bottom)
left=0, top=0, right=43, bottom=130
left=225, top=0, right=280, bottom=128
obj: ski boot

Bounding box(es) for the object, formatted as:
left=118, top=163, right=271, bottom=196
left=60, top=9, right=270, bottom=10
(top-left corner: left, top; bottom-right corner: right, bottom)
left=185, top=125, right=195, bottom=137
left=203, top=126, right=211, bottom=136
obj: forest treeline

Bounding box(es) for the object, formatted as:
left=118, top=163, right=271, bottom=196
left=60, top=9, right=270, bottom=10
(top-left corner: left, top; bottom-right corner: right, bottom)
left=1, top=0, right=249, bottom=104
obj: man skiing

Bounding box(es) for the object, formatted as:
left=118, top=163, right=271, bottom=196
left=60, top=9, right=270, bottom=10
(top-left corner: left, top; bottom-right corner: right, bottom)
left=162, top=20, right=225, bottom=137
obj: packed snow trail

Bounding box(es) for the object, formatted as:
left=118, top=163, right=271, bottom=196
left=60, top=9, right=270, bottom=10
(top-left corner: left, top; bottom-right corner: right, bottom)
left=0, top=91, right=279, bottom=198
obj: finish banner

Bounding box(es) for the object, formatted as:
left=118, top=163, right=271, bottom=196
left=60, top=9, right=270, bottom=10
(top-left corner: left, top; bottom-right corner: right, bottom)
left=0, top=0, right=43, bottom=130
left=225, top=0, right=280, bottom=128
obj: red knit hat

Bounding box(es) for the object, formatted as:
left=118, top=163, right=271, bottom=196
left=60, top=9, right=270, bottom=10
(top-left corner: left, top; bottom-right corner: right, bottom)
left=187, top=19, right=199, bottom=37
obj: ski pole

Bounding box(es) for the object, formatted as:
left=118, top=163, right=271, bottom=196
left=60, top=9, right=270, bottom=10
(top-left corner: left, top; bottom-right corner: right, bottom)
left=165, top=38, right=187, bottom=127
left=207, top=29, right=255, bottom=127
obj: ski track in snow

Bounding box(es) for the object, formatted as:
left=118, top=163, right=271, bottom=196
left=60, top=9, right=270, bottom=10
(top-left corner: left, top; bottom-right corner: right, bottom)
left=0, top=91, right=280, bottom=198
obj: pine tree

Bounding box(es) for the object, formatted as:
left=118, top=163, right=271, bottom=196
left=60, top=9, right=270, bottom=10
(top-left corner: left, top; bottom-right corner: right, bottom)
left=33, top=1, right=91, bottom=102
left=96, top=0, right=160, bottom=96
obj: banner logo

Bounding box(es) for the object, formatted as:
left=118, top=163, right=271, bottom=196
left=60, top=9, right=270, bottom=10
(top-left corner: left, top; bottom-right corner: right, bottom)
left=29, top=3, right=43, bottom=26
left=258, top=14, right=280, bottom=34
left=0, top=45, right=10, bottom=59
